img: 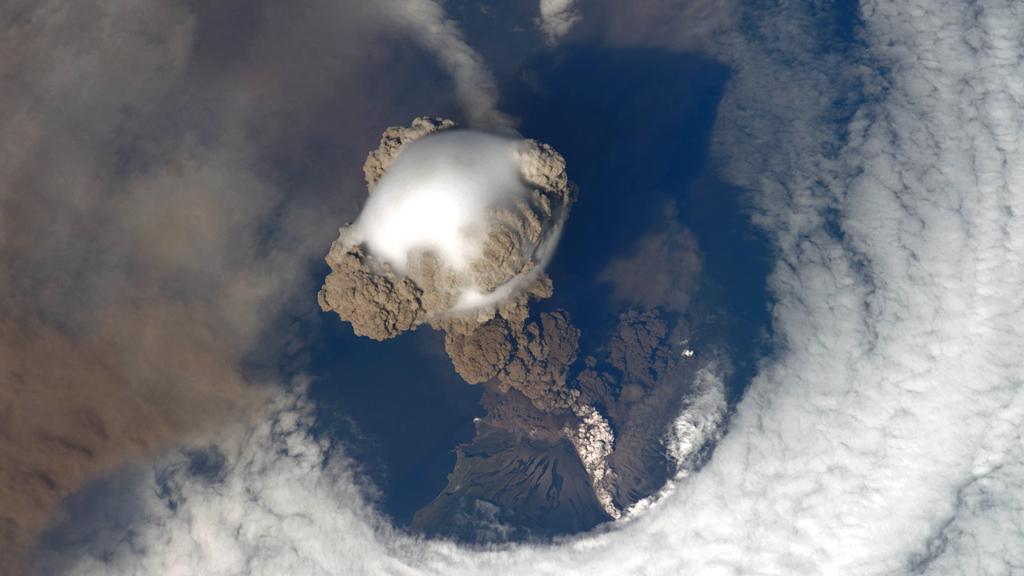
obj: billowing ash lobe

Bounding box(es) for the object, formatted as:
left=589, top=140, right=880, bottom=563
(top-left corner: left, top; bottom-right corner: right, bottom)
left=319, top=117, right=582, bottom=412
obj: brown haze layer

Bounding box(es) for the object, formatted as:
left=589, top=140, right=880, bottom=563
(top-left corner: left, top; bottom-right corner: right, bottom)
left=0, top=287, right=257, bottom=571
left=0, top=0, right=470, bottom=572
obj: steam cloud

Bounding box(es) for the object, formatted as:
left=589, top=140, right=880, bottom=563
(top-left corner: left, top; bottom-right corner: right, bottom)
left=387, top=0, right=512, bottom=127
left=537, top=0, right=582, bottom=45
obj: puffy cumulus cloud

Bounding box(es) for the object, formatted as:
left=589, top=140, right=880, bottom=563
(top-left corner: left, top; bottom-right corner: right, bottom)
left=38, top=0, right=1024, bottom=574
left=0, top=0, right=519, bottom=570
left=913, top=410, right=1024, bottom=575
left=537, top=0, right=582, bottom=45
left=33, top=385, right=400, bottom=576
left=319, top=118, right=581, bottom=412
left=37, top=380, right=723, bottom=575
left=661, top=367, right=727, bottom=477
left=694, top=0, right=1024, bottom=572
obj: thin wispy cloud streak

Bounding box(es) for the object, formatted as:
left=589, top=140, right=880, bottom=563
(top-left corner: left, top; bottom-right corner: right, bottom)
left=537, top=0, right=582, bottom=45
left=382, top=0, right=512, bottom=127
left=27, top=0, right=1024, bottom=574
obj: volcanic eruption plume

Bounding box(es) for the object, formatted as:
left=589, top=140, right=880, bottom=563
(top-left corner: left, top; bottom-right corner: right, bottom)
left=319, top=117, right=583, bottom=412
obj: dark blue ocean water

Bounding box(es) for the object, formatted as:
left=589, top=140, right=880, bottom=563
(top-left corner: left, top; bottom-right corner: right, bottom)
left=305, top=321, right=485, bottom=523
left=503, top=47, right=771, bottom=402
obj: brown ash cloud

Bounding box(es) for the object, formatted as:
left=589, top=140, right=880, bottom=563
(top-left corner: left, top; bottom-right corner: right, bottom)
left=318, top=117, right=581, bottom=413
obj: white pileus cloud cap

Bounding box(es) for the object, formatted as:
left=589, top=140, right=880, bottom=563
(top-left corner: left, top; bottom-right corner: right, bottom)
left=354, top=130, right=529, bottom=275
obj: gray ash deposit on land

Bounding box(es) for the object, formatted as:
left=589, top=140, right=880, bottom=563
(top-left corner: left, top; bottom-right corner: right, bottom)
left=319, top=118, right=727, bottom=541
